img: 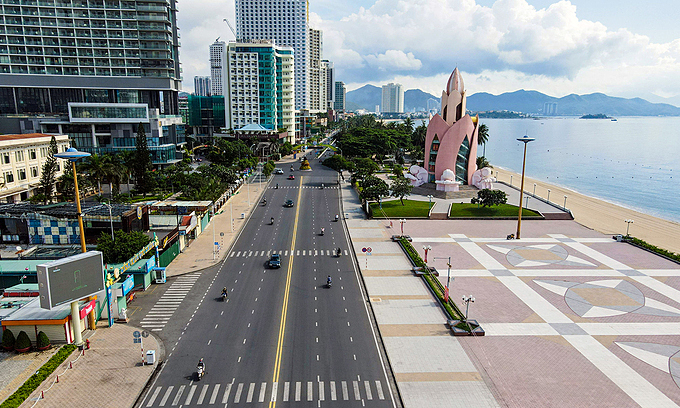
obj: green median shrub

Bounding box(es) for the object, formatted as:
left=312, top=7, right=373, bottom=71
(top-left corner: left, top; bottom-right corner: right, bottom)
left=2, top=329, right=15, bottom=350
left=0, top=345, right=77, bottom=408
left=36, top=331, right=50, bottom=349
left=625, top=236, right=680, bottom=263
left=14, top=331, right=31, bottom=351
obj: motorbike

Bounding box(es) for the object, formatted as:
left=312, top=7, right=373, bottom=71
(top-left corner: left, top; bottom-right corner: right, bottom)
left=326, top=279, right=332, bottom=288
left=290, top=166, right=294, bottom=171
left=506, top=234, right=515, bottom=240
left=334, top=215, right=339, bottom=222
left=221, top=292, right=227, bottom=302
left=320, top=228, right=325, bottom=236
left=336, top=248, right=342, bottom=257
left=196, top=365, right=205, bottom=380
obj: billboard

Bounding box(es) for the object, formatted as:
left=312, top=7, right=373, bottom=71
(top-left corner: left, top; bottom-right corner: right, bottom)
left=37, top=251, right=105, bottom=310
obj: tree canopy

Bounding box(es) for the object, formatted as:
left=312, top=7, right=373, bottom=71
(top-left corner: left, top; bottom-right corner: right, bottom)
left=96, top=230, right=150, bottom=264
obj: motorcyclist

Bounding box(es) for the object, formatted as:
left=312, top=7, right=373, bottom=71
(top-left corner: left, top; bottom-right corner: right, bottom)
left=197, top=358, right=205, bottom=373
left=222, top=287, right=228, bottom=297
left=327, top=275, right=332, bottom=285
left=335, top=214, right=339, bottom=222
left=337, top=247, right=342, bottom=256
left=271, top=217, right=274, bottom=224
left=263, top=197, right=267, bottom=205
left=276, top=183, right=278, bottom=189
left=321, top=227, right=325, bottom=235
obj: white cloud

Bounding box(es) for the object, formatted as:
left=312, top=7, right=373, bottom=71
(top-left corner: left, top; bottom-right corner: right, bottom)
left=364, top=50, right=422, bottom=71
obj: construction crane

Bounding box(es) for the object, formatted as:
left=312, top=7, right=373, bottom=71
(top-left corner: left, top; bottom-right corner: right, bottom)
left=223, top=18, right=237, bottom=39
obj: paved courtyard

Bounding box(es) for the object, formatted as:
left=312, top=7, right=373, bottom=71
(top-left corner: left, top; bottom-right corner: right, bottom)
left=405, top=219, right=680, bottom=408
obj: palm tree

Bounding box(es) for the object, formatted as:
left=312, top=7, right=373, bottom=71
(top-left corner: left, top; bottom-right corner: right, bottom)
left=477, top=123, right=489, bottom=157
left=103, top=154, right=123, bottom=197
left=81, top=154, right=107, bottom=196
left=118, top=150, right=136, bottom=194
left=402, top=117, right=414, bottom=135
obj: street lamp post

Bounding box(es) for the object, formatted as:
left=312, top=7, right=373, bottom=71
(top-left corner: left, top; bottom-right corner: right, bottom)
left=54, top=147, right=90, bottom=347
left=434, top=257, right=452, bottom=302
left=422, top=245, right=432, bottom=263
left=625, top=219, right=634, bottom=236
left=515, top=134, right=535, bottom=240
left=462, top=295, right=475, bottom=322
left=101, top=202, right=114, bottom=241
left=399, top=219, right=406, bottom=236
left=547, top=189, right=551, bottom=202
left=427, top=195, right=433, bottom=208
left=563, top=195, right=568, bottom=209
left=533, top=183, right=536, bottom=196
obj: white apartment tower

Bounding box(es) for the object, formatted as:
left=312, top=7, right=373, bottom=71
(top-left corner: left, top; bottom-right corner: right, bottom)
left=210, top=40, right=226, bottom=96
left=309, top=28, right=323, bottom=113
left=235, top=0, right=309, bottom=110
left=381, top=83, right=404, bottom=113
left=194, top=76, right=211, bottom=96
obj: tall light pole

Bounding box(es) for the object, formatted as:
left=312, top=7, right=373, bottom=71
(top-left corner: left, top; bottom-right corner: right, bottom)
left=101, top=202, right=114, bottom=241
left=422, top=245, right=432, bottom=263
left=399, top=219, right=406, bottom=236
left=515, top=134, right=535, bottom=240
left=625, top=219, right=634, bottom=236
left=427, top=195, right=433, bottom=208
left=54, top=147, right=91, bottom=346
left=434, top=257, right=452, bottom=302
left=212, top=204, right=216, bottom=260
left=563, top=195, right=568, bottom=209
left=462, top=295, right=475, bottom=322
left=547, top=189, right=551, bottom=202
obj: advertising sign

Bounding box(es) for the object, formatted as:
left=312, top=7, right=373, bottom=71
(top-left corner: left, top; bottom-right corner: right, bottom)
left=37, top=251, right=105, bottom=310
left=122, top=274, right=134, bottom=296
left=145, top=256, right=156, bottom=273
left=79, top=298, right=96, bottom=319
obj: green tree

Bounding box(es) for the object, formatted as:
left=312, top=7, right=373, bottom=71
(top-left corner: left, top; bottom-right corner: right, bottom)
left=263, top=160, right=275, bottom=177
left=96, top=230, right=151, bottom=264
left=390, top=177, right=413, bottom=205
left=476, top=156, right=492, bottom=169
left=38, top=135, right=59, bottom=203
left=471, top=189, right=507, bottom=207
left=81, top=154, right=107, bottom=196
left=322, top=154, right=354, bottom=176
left=118, top=150, right=136, bottom=194
left=359, top=175, right=389, bottom=203
left=477, top=123, right=489, bottom=157
left=56, top=165, right=75, bottom=201
left=134, top=123, right=153, bottom=195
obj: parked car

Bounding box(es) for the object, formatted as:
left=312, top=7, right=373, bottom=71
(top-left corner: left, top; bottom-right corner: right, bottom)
left=284, top=199, right=294, bottom=207
left=268, top=254, right=281, bottom=268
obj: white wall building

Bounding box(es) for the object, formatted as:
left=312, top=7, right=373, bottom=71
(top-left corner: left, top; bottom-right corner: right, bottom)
left=309, top=28, right=324, bottom=113
left=381, top=83, right=404, bottom=113
left=225, top=40, right=295, bottom=140
left=0, top=134, right=69, bottom=203
left=194, top=76, right=211, bottom=96
left=210, top=40, right=227, bottom=97
left=323, top=60, right=335, bottom=110
left=236, top=0, right=309, bottom=111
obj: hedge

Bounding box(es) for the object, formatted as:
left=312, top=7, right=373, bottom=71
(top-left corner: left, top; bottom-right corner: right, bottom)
left=625, top=236, right=680, bottom=263
left=0, top=345, right=77, bottom=408
left=399, top=238, right=464, bottom=320
left=2, top=329, right=15, bottom=350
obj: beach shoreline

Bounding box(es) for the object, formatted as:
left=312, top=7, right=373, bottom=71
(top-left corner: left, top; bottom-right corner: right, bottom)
left=494, top=166, right=680, bottom=254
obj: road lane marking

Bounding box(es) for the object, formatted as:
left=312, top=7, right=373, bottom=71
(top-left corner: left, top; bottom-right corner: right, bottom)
left=364, top=381, right=372, bottom=400
left=341, top=381, right=349, bottom=400
left=295, top=382, right=301, bottom=401
left=271, top=382, right=278, bottom=402
left=270, top=175, right=303, bottom=408
left=330, top=381, right=337, bottom=401
left=308, top=381, right=313, bottom=401
left=283, top=382, right=290, bottom=402
left=353, top=381, right=361, bottom=400
left=375, top=381, right=385, bottom=400
left=179, top=384, right=195, bottom=405
left=209, top=384, right=220, bottom=404
left=222, top=383, right=232, bottom=404
left=159, top=385, right=173, bottom=406
left=247, top=382, right=255, bottom=403
left=146, top=386, right=161, bottom=406
left=234, top=383, right=243, bottom=403
left=171, top=384, right=184, bottom=405
left=259, top=382, right=267, bottom=402
left=319, top=381, right=325, bottom=401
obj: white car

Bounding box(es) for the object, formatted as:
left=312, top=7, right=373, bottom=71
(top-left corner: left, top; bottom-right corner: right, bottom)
left=274, top=168, right=284, bottom=174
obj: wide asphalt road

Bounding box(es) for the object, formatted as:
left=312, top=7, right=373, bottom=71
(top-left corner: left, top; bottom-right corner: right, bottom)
left=139, top=154, right=398, bottom=407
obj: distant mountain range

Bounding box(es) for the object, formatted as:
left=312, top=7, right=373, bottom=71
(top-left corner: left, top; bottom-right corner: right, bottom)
left=346, top=85, right=440, bottom=113
left=346, top=85, right=680, bottom=116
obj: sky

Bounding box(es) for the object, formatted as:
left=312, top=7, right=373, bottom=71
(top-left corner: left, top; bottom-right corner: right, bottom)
left=178, top=0, right=680, bottom=104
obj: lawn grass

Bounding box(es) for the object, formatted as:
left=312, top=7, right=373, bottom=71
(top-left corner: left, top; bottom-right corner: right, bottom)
left=370, top=199, right=432, bottom=218
left=449, top=203, right=541, bottom=218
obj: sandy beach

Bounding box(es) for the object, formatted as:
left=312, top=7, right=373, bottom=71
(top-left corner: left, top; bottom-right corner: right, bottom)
left=494, top=167, right=680, bottom=254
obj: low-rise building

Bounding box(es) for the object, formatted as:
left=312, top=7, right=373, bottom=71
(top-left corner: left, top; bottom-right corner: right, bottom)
left=0, top=133, right=70, bottom=203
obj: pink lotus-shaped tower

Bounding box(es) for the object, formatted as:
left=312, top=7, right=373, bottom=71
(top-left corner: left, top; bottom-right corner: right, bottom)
left=424, top=68, right=479, bottom=184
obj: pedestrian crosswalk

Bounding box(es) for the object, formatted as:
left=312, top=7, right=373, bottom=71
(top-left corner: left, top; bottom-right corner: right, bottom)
left=230, top=249, right=349, bottom=258
left=270, top=186, right=338, bottom=189
left=140, top=273, right=200, bottom=332
left=145, top=379, right=387, bottom=406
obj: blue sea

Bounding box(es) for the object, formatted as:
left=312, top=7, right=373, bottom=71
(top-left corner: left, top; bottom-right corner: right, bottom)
left=476, top=117, right=680, bottom=223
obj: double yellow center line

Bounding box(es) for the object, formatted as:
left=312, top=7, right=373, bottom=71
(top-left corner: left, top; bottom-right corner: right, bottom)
left=269, top=175, right=303, bottom=408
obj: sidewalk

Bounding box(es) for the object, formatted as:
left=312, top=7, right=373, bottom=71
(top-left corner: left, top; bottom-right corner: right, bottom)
left=163, top=151, right=311, bottom=277
left=339, top=175, right=500, bottom=408
left=17, top=322, right=161, bottom=408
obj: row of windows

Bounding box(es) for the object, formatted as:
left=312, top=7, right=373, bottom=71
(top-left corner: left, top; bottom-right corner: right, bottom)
left=4, top=166, right=43, bottom=183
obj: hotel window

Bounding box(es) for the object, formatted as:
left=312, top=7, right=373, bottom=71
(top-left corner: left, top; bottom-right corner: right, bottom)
left=15, top=151, right=24, bottom=162
left=4, top=172, right=13, bottom=183
left=29, top=149, right=37, bottom=160
left=2, top=153, right=9, bottom=164
left=17, top=169, right=26, bottom=181
left=30, top=166, right=39, bottom=178
left=40, top=147, right=48, bottom=157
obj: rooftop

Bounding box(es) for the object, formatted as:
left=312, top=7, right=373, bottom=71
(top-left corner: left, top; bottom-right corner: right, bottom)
left=0, top=133, right=66, bottom=142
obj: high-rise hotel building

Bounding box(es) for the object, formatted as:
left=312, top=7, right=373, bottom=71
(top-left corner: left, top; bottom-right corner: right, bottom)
left=308, top=27, right=323, bottom=113
left=235, top=0, right=308, bottom=110
left=224, top=40, right=295, bottom=141
left=209, top=39, right=225, bottom=96
left=0, top=0, right=184, bottom=165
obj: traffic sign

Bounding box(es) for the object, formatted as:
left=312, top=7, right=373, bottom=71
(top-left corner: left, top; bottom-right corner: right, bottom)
left=362, top=248, right=367, bottom=253
left=141, top=331, right=149, bottom=338
left=133, top=330, right=141, bottom=338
